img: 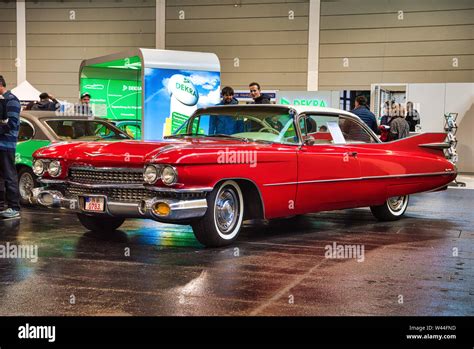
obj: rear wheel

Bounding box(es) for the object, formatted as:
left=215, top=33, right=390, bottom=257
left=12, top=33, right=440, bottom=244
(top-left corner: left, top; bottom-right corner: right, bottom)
left=18, top=167, right=38, bottom=205
left=370, top=195, right=409, bottom=221
left=77, top=213, right=125, bottom=232
left=192, top=180, right=244, bottom=247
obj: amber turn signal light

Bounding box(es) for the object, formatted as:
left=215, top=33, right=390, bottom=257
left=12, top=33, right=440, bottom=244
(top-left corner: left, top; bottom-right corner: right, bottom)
left=153, top=202, right=170, bottom=216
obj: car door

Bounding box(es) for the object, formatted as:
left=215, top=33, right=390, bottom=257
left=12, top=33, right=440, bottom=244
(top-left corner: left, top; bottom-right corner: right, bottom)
left=337, top=115, right=387, bottom=207
left=295, top=113, right=361, bottom=214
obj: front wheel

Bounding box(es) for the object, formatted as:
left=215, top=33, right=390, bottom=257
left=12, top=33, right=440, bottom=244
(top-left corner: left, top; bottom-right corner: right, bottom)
left=370, top=195, right=409, bottom=221
left=191, top=180, right=244, bottom=247
left=77, top=213, right=125, bottom=232
left=18, top=167, right=39, bottom=205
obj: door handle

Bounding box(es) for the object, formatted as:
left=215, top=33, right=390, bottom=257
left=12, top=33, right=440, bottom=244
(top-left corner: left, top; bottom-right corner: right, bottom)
left=344, top=152, right=358, bottom=158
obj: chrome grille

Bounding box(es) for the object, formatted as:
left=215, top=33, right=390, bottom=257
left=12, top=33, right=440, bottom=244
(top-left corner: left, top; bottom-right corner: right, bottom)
left=69, top=167, right=143, bottom=185
left=66, top=185, right=154, bottom=202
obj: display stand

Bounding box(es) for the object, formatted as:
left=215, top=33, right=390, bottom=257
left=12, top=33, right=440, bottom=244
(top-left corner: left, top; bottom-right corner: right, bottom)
left=444, top=113, right=466, bottom=187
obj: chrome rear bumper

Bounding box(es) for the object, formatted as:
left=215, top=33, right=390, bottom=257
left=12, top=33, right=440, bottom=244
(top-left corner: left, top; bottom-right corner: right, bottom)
left=31, top=188, right=208, bottom=222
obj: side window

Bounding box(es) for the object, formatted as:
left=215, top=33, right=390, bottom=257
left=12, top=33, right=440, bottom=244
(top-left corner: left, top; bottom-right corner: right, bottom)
left=338, top=117, right=377, bottom=144
left=123, top=125, right=140, bottom=139
left=18, top=120, right=34, bottom=142
left=300, top=114, right=337, bottom=144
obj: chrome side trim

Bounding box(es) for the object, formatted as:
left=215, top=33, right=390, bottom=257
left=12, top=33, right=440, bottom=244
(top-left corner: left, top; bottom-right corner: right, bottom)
left=419, top=143, right=451, bottom=149
left=263, top=171, right=456, bottom=187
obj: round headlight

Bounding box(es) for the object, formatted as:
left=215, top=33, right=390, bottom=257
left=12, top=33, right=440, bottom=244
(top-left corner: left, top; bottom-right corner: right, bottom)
left=48, top=160, right=62, bottom=177
left=143, top=165, right=159, bottom=184
left=161, top=166, right=177, bottom=186
left=33, top=160, right=45, bottom=176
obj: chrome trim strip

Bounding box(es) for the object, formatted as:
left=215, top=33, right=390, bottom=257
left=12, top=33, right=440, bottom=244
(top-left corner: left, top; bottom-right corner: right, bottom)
left=70, top=166, right=144, bottom=173
left=39, top=179, right=66, bottom=184
left=39, top=178, right=212, bottom=192
left=263, top=171, right=456, bottom=187
left=419, top=143, right=451, bottom=149
left=66, top=181, right=145, bottom=189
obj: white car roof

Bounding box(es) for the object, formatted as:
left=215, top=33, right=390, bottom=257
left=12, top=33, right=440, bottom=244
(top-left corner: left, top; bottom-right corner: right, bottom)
left=280, top=105, right=359, bottom=119
left=203, top=104, right=361, bottom=122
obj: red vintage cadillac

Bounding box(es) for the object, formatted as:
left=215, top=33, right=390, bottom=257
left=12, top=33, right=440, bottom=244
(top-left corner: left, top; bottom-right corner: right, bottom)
left=31, top=105, right=456, bottom=247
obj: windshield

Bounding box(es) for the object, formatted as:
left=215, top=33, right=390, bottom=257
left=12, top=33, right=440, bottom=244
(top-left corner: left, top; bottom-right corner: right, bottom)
left=169, top=110, right=299, bottom=144
left=45, top=120, right=130, bottom=141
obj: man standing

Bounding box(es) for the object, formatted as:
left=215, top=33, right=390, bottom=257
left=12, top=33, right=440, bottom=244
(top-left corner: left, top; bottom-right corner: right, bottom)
left=388, top=103, right=410, bottom=141
left=249, top=82, right=270, bottom=104
left=0, top=75, right=21, bottom=219
left=405, top=101, right=421, bottom=132
left=31, top=92, right=59, bottom=111
left=351, top=95, right=378, bottom=134
left=75, top=92, right=93, bottom=116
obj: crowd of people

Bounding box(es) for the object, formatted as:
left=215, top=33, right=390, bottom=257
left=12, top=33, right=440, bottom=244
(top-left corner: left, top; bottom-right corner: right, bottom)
left=220, top=84, right=419, bottom=143
left=24, top=92, right=93, bottom=116
left=348, top=95, right=419, bottom=142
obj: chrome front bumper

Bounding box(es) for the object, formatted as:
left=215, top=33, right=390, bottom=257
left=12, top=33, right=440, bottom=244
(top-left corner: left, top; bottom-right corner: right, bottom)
left=30, top=188, right=208, bottom=222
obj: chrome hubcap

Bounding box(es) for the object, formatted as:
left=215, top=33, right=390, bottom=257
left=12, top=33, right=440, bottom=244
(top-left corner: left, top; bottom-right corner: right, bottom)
left=388, top=196, right=406, bottom=212
left=19, top=173, right=34, bottom=200
left=215, top=188, right=239, bottom=234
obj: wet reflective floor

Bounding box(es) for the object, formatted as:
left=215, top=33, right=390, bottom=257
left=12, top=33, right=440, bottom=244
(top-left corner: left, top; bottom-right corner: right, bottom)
left=0, top=189, right=472, bottom=316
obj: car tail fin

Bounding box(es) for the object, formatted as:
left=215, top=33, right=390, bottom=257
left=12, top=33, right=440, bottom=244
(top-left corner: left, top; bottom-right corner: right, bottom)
left=389, top=133, right=449, bottom=156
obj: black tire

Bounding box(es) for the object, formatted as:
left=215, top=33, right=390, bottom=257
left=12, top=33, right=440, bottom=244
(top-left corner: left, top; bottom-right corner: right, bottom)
left=370, top=195, right=409, bottom=221
left=18, top=167, right=39, bottom=206
left=191, top=180, right=244, bottom=247
left=77, top=213, right=125, bottom=232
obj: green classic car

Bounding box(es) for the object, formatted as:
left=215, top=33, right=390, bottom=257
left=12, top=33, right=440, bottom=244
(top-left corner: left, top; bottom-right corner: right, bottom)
left=110, top=119, right=142, bottom=140
left=16, top=111, right=131, bottom=204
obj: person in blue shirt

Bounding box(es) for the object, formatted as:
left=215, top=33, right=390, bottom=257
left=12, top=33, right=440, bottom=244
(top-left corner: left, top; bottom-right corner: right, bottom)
left=210, top=86, right=243, bottom=135
left=351, top=95, right=379, bottom=134
left=0, top=75, right=21, bottom=219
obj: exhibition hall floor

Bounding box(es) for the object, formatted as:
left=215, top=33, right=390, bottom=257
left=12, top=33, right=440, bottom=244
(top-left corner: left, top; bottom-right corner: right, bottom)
left=0, top=188, right=472, bottom=316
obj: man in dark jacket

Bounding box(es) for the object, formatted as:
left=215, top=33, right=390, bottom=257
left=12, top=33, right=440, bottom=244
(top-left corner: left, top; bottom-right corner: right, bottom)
left=31, top=92, right=59, bottom=111
left=0, top=75, right=21, bottom=219
left=388, top=103, right=410, bottom=141
left=249, top=82, right=270, bottom=104
left=405, top=101, right=421, bottom=132
left=351, top=95, right=378, bottom=134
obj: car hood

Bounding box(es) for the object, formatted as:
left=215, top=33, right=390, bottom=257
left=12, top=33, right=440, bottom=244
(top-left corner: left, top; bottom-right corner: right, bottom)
left=33, top=137, right=263, bottom=167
